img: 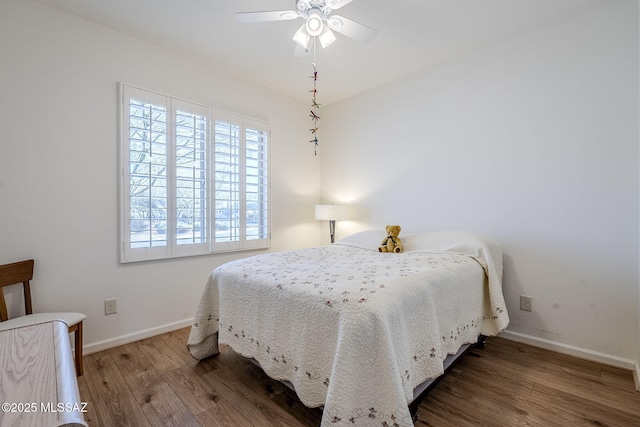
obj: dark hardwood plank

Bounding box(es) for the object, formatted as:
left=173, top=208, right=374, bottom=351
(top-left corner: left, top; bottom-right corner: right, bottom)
left=79, top=329, right=639, bottom=426
left=201, top=361, right=305, bottom=427
left=82, top=352, right=150, bottom=427
left=163, top=365, right=219, bottom=415
left=108, top=341, right=154, bottom=377
left=136, top=334, right=186, bottom=372
left=530, top=382, right=640, bottom=426
left=196, top=401, right=255, bottom=427
left=76, top=374, right=101, bottom=427
left=422, top=339, right=639, bottom=426
left=126, top=369, right=202, bottom=427
left=109, top=339, right=202, bottom=426
left=472, top=340, right=640, bottom=416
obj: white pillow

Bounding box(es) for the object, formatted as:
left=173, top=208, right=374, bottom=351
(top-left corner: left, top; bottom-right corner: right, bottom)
left=335, top=229, right=386, bottom=250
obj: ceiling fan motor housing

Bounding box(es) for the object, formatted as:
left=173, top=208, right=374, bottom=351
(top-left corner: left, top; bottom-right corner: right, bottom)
left=297, top=0, right=333, bottom=18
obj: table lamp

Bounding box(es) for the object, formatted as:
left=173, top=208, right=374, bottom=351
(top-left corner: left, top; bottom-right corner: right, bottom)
left=315, top=204, right=350, bottom=243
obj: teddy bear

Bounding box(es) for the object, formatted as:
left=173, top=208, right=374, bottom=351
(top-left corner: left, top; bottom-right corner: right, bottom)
left=378, top=225, right=403, bottom=253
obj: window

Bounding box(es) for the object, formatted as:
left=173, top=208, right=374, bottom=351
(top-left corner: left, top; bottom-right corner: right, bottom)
left=120, top=84, right=270, bottom=262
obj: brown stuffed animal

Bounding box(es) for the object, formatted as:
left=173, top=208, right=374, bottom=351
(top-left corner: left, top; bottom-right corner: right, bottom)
left=378, top=225, right=403, bottom=253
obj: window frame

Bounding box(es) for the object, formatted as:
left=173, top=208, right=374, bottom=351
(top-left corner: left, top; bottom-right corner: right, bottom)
left=119, top=83, right=271, bottom=263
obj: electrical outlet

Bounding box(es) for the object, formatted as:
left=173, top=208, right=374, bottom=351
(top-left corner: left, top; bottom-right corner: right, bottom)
left=105, top=298, right=117, bottom=315
left=520, top=295, right=532, bottom=312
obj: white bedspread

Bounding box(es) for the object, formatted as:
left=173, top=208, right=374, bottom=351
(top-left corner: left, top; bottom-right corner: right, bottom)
left=188, top=231, right=509, bottom=426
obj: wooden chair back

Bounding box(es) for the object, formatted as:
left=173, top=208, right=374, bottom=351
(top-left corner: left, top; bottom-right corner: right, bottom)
left=0, top=259, right=34, bottom=321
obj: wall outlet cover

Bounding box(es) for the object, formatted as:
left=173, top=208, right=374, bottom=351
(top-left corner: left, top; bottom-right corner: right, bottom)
left=105, top=298, right=117, bottom=315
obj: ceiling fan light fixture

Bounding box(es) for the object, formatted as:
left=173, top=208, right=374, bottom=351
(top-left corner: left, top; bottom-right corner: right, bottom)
left=237, top=0, right=378, bottom=50
left=305, top=9, right=324, bottom=36
left=319, top=27, right=336, bottom=48
left=293, top=24, right=311, bottom=49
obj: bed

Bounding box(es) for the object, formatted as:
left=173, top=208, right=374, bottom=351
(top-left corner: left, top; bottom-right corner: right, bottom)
left=187, top=230, right=509, bottom=426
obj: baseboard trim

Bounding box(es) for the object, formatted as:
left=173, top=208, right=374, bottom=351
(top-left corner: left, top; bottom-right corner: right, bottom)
left=500, top=330, right=637, bottom=371
left=83, top=318, right=194, bottom=355
left=633, top=362, right=640, bottom=391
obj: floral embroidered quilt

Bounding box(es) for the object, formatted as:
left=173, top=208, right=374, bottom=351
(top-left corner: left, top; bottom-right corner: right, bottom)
left=188, top=231, right=509, bottom=426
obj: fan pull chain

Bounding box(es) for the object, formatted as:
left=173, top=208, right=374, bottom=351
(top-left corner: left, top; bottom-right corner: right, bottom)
left=309, top=39, right=320, bottom=155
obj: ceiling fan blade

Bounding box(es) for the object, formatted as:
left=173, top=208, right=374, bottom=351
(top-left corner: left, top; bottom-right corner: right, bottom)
left=236, top=10, right=298, bottom=24
left=326, top=0, right=356, bottom=9
left=327, top=15, right=377, bottom=43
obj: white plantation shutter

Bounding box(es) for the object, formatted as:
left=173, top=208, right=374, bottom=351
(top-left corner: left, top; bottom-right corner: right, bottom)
left=244, top=120, right=269, bottom=248
left=122, top=86, right=171, bottom=261
left=120, top=84, right=270, bottom=262
left=172, top=100, right=210, bottom=257
left=212, top=114, right=270, bottom=252
left=213, top=119, right=241, bottom=249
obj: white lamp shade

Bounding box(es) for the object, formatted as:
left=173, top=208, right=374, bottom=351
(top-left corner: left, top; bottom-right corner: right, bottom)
left=315, top=204, right=350, bottom=221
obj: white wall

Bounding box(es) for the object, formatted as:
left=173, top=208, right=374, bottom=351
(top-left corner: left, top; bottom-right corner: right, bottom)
left=0, top=0, right=321, bottom=351
left=323, top=1, right=639, bottom=363
left=637, top=0, right=640, bottom=388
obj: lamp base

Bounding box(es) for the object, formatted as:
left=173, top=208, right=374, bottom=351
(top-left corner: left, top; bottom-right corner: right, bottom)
left=329, top=219, right=336, bottom=244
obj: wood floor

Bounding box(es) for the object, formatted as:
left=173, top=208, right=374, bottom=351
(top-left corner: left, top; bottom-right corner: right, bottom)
left=77, top=328, right=640, bottom=426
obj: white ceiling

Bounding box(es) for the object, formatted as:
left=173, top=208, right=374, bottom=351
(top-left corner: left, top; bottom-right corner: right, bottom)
left=35, top=0, right=604, bottom=104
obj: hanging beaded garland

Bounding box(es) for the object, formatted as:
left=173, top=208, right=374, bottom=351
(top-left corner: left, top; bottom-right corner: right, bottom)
left=309, top=62, right=320, bottom=155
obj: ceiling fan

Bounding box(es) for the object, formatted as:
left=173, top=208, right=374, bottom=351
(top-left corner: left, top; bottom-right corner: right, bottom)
left=236, top=0, right=378, bottom=51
